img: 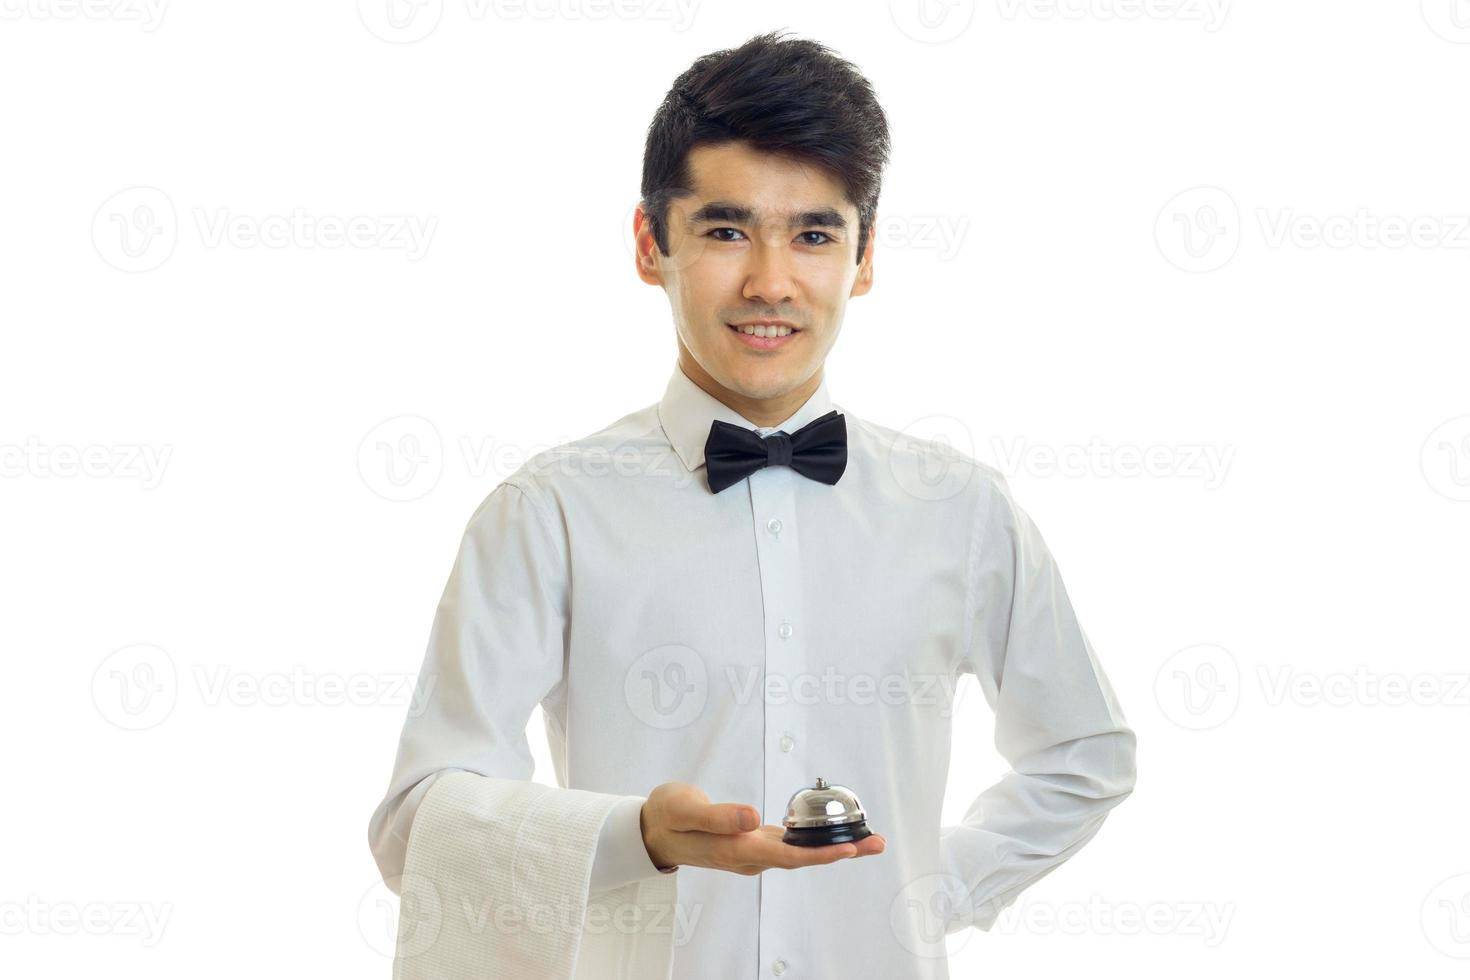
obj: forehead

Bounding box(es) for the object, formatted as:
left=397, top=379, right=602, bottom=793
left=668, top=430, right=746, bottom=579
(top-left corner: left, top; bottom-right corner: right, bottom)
left=683, top=141, right=854, bottom=220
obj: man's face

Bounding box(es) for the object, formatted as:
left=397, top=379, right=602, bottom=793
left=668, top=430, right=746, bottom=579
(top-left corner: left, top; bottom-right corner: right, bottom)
left=636, top=140, right=874, bottom=409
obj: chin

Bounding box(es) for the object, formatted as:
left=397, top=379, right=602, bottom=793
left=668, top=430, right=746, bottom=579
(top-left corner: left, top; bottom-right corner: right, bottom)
left=721, top=364, right=799, bottom=398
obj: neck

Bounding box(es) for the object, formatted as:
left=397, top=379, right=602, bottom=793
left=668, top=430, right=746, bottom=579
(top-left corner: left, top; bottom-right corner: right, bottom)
left=676, top=347, right=821, bottom=429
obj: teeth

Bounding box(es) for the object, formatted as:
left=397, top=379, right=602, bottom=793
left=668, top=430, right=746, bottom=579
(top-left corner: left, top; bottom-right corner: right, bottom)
left=735, top=324, right=793, bottom=338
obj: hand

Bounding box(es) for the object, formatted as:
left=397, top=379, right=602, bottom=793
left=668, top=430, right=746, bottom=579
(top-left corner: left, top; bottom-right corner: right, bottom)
left=639, top=781, right=886, bottom=876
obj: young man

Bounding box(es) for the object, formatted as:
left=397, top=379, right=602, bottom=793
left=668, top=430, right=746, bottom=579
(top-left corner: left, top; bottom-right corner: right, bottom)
left=369, top=30, right=1136, bottom=979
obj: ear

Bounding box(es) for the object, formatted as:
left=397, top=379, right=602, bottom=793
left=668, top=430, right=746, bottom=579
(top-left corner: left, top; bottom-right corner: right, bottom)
left=634, top=204, right=663, bottom=287
left=850, top=221, right=875, bottom=298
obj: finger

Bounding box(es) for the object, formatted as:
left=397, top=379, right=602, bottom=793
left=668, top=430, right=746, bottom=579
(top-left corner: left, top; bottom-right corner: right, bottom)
left=736, top=830, right=859, bottom=869
left=728, top=840, right=873, bottom=877
left=708, top=803, right=761, bottom=834
left=671, top=797, right=760, bottom=835
left=772, top=842, right=858, bottom=869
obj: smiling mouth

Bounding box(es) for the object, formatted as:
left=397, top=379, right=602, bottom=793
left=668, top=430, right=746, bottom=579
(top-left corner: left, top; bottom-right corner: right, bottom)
left=727, top=323, right=800, bottom=338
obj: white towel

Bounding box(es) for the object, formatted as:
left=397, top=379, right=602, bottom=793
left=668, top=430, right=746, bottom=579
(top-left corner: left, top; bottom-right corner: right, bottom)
left=392, top=771, right=679, bottom=980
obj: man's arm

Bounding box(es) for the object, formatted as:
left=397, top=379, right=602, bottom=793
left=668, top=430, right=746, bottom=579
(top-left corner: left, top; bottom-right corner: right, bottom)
left=940, top=473, right=1138, bottom=933
left=365, top=478, right=666, bottom=896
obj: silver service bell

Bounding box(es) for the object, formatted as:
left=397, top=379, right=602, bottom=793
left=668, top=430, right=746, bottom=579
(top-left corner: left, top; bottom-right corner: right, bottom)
left=781, top=777, right=874, bottom=847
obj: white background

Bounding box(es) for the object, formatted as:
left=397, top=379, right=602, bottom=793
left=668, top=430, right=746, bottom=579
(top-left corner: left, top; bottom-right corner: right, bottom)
left=3, top=1, right=1469, bottom=976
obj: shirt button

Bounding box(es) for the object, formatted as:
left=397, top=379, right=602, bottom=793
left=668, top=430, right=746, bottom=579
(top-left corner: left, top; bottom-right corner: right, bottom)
left=779, top=734, right=795, bottom=752
left=772, top=960, right=787, bottom=976
left=778, top=622, right=793, bottom=639
left=767, top=518, right=782, bottom=535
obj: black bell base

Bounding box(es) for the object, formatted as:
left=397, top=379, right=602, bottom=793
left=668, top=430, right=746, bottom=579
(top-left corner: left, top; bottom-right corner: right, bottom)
left=782, top=821, right=872, bottom=847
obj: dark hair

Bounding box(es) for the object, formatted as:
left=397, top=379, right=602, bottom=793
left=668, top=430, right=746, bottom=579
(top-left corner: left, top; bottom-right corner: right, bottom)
left=640, top=30, right=892, bottom=265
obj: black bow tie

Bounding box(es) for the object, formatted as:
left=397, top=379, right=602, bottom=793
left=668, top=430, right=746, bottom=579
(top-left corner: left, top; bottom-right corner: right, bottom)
left=703, top=410, right=848, bottom=494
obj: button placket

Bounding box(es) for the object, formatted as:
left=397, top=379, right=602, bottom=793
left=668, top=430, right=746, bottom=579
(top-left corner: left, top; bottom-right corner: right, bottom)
left=748, top=464, right=811, bottom=979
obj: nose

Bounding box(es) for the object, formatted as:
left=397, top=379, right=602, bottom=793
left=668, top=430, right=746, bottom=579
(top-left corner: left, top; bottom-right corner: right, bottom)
left=741, top=234, right=797, bottom=307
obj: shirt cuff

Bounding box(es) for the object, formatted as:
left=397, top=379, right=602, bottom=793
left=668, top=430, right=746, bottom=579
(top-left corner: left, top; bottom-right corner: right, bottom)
left=588, top=796, right=678, bottom=894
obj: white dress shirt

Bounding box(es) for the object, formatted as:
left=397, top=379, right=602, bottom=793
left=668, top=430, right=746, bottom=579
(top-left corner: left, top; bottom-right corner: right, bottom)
left=368, top=361, right=1138, bottom=979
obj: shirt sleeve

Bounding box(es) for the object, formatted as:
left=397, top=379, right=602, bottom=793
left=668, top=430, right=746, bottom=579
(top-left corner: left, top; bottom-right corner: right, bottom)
left=589, top=796, right=679, bottom=894
left=940, top=473, right=1138, bottom=933
left=366, top=478, right=667, bottom=895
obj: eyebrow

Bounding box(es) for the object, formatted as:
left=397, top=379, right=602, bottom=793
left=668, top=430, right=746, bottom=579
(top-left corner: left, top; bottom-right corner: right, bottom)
left=686, top=201, right=849, bottom=231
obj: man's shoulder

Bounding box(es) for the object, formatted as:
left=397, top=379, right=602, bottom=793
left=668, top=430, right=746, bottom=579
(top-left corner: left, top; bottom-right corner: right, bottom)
left=498, top=400, right=671, bottom=498
left=844, top=408, right=1009, bottom=503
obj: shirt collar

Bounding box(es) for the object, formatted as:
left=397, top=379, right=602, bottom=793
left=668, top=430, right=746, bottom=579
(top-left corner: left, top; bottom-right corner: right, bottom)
left=657, top=361, right=838, bottom=473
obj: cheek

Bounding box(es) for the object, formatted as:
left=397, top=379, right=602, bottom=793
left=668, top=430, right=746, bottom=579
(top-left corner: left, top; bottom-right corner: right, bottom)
left=801, top=255, right=855, bottom=289
left=676, top=263, right=740, bottom=310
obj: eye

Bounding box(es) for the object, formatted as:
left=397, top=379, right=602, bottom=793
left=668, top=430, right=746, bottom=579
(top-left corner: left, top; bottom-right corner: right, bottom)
left=707, top=227, right=747, bottom=242
left=798, top=231, right=834, bottom=246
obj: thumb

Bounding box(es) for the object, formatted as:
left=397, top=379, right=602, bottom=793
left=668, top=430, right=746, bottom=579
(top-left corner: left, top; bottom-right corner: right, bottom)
left=678, top=799, right=760, bottom=835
